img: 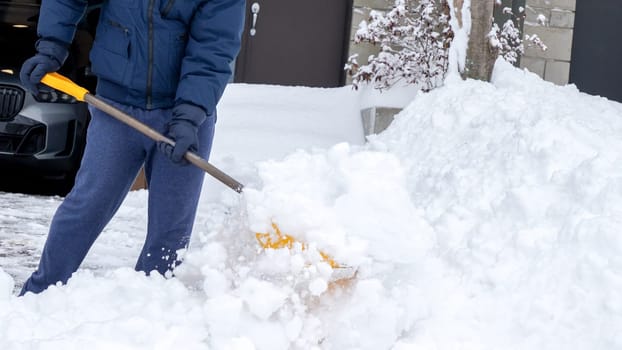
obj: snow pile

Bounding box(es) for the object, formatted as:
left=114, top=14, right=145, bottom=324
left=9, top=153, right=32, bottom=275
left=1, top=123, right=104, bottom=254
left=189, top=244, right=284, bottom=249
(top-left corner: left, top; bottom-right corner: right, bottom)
left=175, top=142, right=437, bottom=349
left=368, top=60, right=622, bottom=348
left=243, top=143, right=434, bottom=267
left=2, top=60, right=622, bottom=349
left=201, top=59, right=622, bottom=349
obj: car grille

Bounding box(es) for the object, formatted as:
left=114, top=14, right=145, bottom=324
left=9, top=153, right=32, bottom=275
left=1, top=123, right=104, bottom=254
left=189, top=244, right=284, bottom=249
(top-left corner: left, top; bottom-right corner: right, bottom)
left=0, top=85, right=25, bottom=120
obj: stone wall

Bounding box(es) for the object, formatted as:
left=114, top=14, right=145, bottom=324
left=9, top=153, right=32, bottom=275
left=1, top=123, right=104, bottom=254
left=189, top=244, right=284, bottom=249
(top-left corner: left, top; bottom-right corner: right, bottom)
left=521, top=0, right=577, bottom=85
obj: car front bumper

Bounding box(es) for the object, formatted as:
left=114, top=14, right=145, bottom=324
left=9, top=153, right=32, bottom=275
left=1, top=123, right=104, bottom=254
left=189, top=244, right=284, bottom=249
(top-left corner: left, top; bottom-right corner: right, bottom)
left=0, top=92, right=89, bottom=178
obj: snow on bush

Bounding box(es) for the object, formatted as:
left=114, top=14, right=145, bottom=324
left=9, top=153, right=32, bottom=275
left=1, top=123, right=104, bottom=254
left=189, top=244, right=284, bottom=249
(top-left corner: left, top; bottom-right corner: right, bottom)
left=345, top=0, right=452, bottom=91
left=348, top=0, right=547, bottom=90
left=490, top=5, right=547, bottom=64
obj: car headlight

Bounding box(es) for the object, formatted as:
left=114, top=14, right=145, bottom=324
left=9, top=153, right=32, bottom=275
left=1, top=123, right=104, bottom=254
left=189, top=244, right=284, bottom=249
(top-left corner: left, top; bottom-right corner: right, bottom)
left=34, top=89, right=78, bottom=104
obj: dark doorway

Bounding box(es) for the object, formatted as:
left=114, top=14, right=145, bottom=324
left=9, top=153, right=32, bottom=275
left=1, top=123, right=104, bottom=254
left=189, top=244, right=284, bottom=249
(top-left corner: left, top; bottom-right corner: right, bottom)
left=570, top=0, right=622, bottom=102
left=234, top=0, right=352, bottom=88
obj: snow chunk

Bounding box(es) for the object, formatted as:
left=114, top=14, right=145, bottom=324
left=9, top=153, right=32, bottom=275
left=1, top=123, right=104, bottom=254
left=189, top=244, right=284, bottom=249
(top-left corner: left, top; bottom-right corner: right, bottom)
left=0, top=268, right=14, bottom=301
left=308, top=278, right=328, bottom=296
left=236, top=278, right=288, bottom=320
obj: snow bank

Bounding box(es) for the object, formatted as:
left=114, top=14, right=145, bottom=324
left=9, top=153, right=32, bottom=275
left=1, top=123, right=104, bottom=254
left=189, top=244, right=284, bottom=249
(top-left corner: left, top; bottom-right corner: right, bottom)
left=3, top=60, right=622, bottom=349
left=208, top=59, right=622, bottom=349
left=367, top=59, right=622, bottom=349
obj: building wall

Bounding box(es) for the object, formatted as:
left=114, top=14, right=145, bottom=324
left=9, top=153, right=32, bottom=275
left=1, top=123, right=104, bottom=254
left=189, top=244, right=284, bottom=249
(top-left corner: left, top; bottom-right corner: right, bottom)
left=521, top=0, right=577, bottom=85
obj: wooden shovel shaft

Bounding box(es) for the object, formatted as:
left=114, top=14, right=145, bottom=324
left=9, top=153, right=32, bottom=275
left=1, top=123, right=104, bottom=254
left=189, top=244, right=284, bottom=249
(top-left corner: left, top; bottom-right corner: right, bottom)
left=85, top=94, right=245, bottom=193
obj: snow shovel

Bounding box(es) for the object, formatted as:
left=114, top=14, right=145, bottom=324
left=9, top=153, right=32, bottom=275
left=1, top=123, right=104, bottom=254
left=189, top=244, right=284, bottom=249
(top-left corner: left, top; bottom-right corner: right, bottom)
left=42, top=73, right=244, bottom=193
left=40, top=72, right=343, bottom=270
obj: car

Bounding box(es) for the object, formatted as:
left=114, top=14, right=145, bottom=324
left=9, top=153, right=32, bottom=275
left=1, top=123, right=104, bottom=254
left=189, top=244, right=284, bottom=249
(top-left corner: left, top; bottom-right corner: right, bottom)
left=0, top=1, right=97, bottom=195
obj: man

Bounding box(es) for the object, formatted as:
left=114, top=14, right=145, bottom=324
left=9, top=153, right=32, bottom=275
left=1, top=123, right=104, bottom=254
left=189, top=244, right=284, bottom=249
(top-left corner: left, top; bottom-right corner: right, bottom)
left=19, top=0, right=245, bottom=295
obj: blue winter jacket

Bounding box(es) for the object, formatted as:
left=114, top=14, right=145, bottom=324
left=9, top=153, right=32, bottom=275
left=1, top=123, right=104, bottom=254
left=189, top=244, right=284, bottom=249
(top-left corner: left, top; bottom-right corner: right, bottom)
left=36, top=0, right=245, bottom=113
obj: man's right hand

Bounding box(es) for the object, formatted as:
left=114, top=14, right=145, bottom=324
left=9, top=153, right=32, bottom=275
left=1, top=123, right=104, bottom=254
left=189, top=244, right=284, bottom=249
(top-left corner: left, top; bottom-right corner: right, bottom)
left=19, top=53, right=62, bottom=95
left=158, top=103, right=206, bottom=164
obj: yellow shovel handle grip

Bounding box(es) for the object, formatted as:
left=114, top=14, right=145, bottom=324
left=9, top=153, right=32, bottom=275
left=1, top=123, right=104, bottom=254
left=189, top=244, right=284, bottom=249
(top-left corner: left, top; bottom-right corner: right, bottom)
left=40, top=72, right=90, bottom=102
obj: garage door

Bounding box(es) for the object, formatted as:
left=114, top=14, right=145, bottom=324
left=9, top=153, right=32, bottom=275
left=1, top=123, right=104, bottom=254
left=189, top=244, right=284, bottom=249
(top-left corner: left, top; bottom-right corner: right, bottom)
left=234, top=0, right=352, bottom=88
left=570, top=0, right=622, bottom=102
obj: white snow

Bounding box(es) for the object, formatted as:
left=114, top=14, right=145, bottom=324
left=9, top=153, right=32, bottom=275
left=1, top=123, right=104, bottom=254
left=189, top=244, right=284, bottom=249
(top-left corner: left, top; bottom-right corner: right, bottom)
left=0, top=268, right=13, bottom=301
left=2, top=59, right=622, bottom=349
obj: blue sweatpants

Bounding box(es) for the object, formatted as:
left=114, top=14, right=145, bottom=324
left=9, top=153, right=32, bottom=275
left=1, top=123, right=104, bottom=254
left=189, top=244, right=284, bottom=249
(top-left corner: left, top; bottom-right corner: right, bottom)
left=20, top=97, right=215, bottom=295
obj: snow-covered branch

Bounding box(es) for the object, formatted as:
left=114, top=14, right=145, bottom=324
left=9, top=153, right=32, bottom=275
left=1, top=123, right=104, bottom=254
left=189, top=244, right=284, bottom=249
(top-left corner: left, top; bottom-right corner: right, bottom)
left=490, top=5, right=547, bottom=65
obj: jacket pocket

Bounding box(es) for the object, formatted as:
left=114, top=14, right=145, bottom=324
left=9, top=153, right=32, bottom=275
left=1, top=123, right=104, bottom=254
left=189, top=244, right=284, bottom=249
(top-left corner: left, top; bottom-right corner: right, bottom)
left=109, top=0, right=139, bottom=9
left=160, top=0, right=176, bottom=17
left=159, top=0, right=198, bottom=24
left=166, top=33, right=188, bottom=90
left=89, top=20, right=133, bottom=86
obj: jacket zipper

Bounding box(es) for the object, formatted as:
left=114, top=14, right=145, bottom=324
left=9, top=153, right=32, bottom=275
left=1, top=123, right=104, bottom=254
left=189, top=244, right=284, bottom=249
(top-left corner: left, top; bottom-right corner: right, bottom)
left=161, top=0, right=176, bottom=17
left=147, top=0, right=155, bottom=109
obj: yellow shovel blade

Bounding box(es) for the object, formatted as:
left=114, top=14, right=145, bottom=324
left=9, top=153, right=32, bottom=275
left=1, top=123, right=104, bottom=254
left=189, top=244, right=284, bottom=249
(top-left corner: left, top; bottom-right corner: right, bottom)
left=255, top=222, right=340, bottom=269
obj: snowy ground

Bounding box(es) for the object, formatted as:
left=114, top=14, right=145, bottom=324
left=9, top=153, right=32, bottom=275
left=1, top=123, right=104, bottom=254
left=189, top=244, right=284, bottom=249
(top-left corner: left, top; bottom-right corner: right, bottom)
left=2, top=60, right=622, bottom=349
